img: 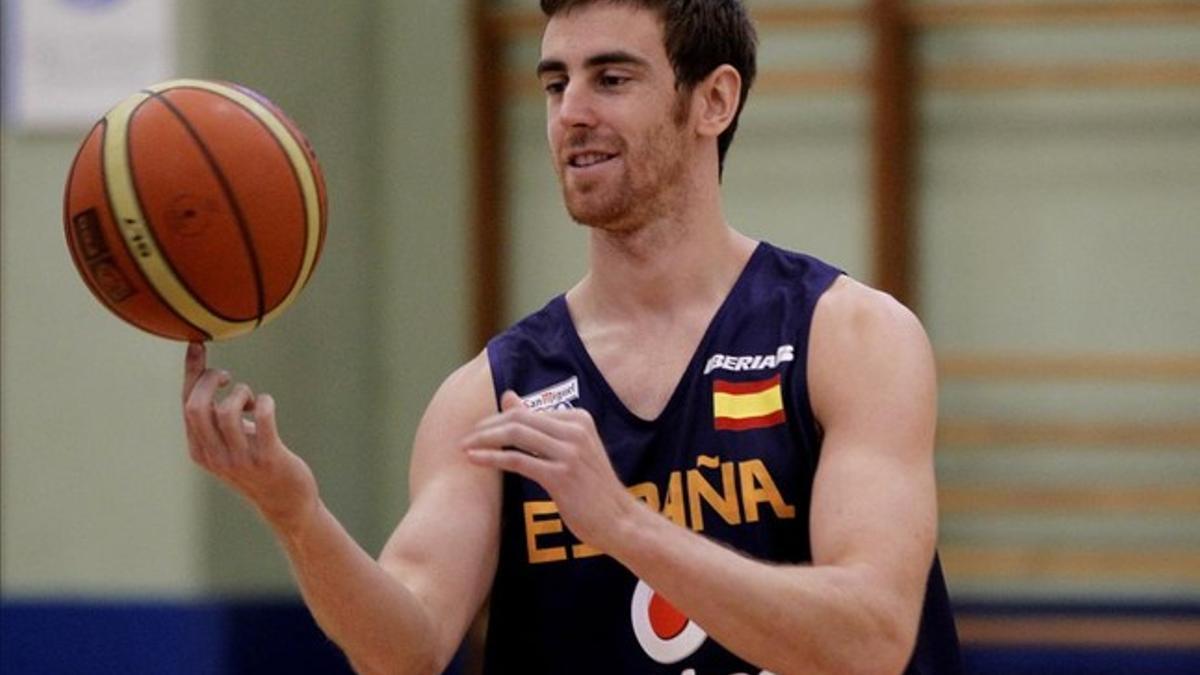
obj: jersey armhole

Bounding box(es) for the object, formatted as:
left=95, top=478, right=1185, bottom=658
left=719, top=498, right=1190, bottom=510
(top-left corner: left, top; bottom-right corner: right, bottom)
left=793, top=270, right=845, bottom=464
left=484, top=340, right=508, bottom=413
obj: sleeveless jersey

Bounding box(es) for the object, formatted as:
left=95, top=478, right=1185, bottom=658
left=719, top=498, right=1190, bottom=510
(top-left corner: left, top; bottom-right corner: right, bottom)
left=483, top=242, right=961, bottom=674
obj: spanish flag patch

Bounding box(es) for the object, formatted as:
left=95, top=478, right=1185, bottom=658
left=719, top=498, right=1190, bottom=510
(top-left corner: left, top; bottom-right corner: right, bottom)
left=713, top=374, right=786, bottom=431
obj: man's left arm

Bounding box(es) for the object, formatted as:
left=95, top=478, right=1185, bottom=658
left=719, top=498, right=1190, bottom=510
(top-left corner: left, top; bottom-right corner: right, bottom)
left=464, top=277, right=938, bottom=675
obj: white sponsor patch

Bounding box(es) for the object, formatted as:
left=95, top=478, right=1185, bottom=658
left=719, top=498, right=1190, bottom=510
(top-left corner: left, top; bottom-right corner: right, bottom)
left=703, top=344, right=794, bottom=375
left=520, top=376, right=579, bottom=412
left=630, top=579, right=707, bottom=664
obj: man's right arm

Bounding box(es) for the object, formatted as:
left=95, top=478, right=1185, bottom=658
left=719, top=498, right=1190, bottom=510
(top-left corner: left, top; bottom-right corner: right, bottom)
left=184, top=345, right=501, bottom=675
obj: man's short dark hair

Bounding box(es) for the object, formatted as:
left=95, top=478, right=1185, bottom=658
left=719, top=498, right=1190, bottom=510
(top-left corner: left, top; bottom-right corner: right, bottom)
left=541, top=0, right=758, bottom=177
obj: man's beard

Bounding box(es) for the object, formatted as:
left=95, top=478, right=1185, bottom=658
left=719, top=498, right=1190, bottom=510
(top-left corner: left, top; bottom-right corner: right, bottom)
left=560, top=100, right=690, bottom=232
left=562, top=156, right=638, bottom=231
left=562, top=135, right=687, bottom=232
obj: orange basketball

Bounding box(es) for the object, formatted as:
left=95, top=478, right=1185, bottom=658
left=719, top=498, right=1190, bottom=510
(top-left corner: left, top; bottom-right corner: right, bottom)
left=63, top=79, right=328, bottom=341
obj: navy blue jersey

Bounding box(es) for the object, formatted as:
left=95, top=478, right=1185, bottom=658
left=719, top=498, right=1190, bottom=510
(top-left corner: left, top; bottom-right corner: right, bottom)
left=483, top=242, right=960, bottom=674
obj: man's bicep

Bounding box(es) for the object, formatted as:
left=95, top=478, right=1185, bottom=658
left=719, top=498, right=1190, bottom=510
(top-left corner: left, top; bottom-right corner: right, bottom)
left=806, top=280, right=938, bottom=619
left=808, top=430, right=937, bottom=574
left=378, top=352, right=502, bottom=663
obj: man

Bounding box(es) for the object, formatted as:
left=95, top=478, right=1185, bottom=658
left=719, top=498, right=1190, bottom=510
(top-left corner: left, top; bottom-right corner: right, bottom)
left=183, top=1, right=961, bottom=673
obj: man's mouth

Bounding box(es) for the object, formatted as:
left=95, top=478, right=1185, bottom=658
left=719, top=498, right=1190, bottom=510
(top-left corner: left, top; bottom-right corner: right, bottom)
left=568, top=152, right=617, bottom=169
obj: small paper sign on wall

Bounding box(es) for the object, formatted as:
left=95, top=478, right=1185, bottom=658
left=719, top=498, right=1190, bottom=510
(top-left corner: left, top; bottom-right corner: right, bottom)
left=3, top=0, right=176, bottom=131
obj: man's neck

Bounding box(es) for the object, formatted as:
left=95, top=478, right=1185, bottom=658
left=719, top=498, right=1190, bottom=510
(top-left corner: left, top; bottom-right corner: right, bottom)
left=567, top=195, right=758, bottom=325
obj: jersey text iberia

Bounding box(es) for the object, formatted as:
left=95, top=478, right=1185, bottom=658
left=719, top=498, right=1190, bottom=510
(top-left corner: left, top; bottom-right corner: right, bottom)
left=704, top=344, right=794, bottom=375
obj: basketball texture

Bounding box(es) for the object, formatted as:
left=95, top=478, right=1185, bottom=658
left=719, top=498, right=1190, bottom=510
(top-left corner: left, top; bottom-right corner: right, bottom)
left=63, top=79, right=328, bottom=341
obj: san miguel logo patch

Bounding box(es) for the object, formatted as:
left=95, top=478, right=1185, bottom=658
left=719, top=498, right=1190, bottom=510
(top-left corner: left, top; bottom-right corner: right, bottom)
left=712, top=374, right=786, bottom=431
left=520, top=376, right=579, bottom=412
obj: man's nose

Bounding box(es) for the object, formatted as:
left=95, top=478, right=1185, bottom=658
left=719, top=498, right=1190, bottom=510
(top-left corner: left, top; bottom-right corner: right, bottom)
left=557, top=81, right=597, bottom=128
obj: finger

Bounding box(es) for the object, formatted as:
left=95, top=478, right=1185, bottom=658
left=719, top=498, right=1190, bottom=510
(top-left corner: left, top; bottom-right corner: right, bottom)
left=185, top=422, right=207, bottom=466
left=553, top=407, right=602, bottom=446
left=252, top=393, right=281, bottom=460
left=182, top=343, right=212, bottom=465
left=216, top=383, right=255, bottom=460
left=500, top=390, right=524, bottom=411
left=182, top=342, right=207, bottom=405
left=461, top=420, right=564, bottom=460
left=555, top=405, right=597, bottom=428
left=466, top=448, right=549, bottom=484
left=185, top=368, right=231, bottom=464
left=472, top=403, right=580, bottom=442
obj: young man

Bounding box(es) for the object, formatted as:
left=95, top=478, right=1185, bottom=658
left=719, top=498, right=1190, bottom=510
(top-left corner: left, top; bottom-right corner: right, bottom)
left=183, top=1, right=961, bottom=673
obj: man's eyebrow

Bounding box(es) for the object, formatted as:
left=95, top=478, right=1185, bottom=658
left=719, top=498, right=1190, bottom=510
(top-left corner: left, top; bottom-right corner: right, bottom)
left=536, top=59, right=566, bottom=77
left=536, top=51, right=649, bottom=77
left=584, top=50, right=649, bottom=70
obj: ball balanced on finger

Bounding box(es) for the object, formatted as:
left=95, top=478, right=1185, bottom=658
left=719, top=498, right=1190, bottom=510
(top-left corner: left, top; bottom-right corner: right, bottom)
left=63, top=79, right=328, bottom=341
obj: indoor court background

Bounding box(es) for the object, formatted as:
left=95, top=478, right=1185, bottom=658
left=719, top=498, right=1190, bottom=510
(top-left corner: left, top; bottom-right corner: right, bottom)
left=2, top=0, right=1198, bottom=673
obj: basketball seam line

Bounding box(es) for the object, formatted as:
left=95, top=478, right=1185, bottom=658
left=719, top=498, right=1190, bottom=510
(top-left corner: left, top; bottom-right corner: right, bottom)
left=147, top=89, right=268, bottom=327
left=219, top=84, right=313, bottom=303
left=63, top=122, right=128, bottom=321
left=189, top=80, right=323, bottom=321
left=123, top=92, right=248, bottom=326
left=153, top=80, right=324, bottom=326
left=92, top=116, right=213, bottom=341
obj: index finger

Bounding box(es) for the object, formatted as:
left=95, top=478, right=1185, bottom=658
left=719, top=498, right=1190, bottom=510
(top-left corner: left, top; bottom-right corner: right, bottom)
left=183, top=342, right=207, bottom=404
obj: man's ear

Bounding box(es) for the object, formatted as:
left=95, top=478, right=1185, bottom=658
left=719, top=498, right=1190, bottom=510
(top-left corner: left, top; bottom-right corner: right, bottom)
left=694, top=64, right=742, bottom=139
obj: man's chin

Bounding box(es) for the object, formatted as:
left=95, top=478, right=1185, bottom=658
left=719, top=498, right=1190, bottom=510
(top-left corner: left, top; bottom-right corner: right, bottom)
left=564, top=191, right=621, bottom=226
left=566, top=201, right=635, bottom=231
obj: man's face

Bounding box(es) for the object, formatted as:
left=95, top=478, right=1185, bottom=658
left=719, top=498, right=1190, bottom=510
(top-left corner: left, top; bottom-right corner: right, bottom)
left=539, top=3, right=693, bottom=231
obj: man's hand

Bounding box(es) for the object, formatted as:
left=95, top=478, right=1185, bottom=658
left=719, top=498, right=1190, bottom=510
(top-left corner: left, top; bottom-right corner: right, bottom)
left=461, top=391, right=637, bottom=553
left=182, top=342, right=318, bottom=532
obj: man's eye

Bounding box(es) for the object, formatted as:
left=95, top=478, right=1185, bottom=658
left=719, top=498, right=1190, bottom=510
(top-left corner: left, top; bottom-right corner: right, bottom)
left=599, top=75, right=629, bottom=88
left=544, top=80, right=566, bottom=95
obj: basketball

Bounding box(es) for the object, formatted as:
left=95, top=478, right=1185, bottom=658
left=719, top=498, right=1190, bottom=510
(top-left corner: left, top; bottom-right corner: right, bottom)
left=63, top=79, right=328, bottom=342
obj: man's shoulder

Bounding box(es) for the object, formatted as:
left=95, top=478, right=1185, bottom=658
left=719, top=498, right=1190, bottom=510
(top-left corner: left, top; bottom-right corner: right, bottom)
left=736, top=241, right=845, bottom=311
left=811, top=276, right=933, bottom=380
left=755, top=240, right=843, bottom=277
left=753, top=242, right=920, bottom=333
left=806, top=276, right=936, bottom=432
left=489, top=294, right=567, bottom=347
left=421, top=349, right=498, bottom=431
left=816, top=276, right=924, bottom=334
left=485, top=294, right=579, bottom=394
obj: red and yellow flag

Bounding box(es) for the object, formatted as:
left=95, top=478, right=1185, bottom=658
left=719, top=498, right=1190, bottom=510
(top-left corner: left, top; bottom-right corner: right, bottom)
left=712, top=374, right=786, bottom=431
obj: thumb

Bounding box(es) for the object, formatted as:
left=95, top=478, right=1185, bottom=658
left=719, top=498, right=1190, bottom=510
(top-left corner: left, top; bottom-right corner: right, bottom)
left=500, top=390, right=524, bottom=411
